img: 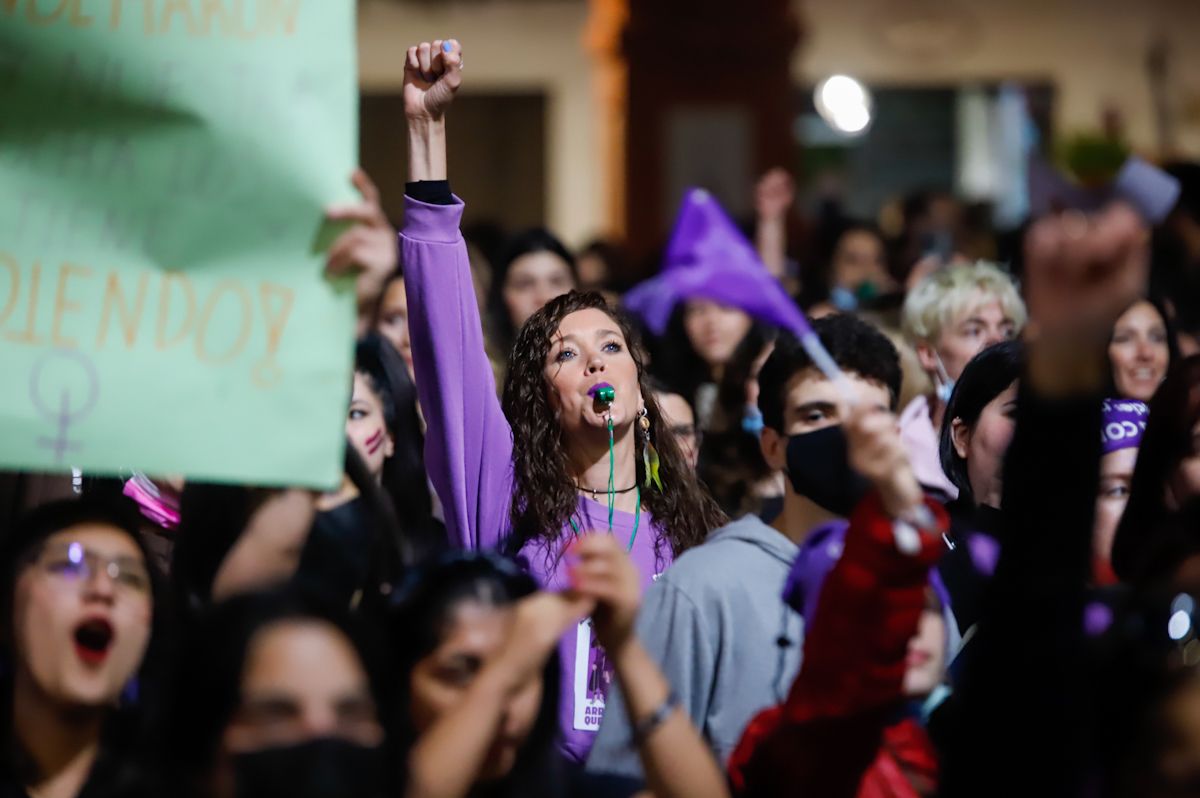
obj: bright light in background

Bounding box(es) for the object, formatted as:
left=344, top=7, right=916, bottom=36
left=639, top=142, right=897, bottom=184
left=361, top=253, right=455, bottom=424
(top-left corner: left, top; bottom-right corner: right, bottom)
left=815, top=75, right=873, bottom=135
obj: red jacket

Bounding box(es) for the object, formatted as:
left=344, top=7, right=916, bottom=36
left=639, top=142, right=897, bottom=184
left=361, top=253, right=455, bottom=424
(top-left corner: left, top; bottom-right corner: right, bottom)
left=728, top=490, right=947, bottom=798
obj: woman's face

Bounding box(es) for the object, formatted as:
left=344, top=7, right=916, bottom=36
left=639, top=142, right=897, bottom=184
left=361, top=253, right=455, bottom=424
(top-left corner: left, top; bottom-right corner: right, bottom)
left=951, top=381, right=1019, bottom=509
left=211, top=490, right=316, bottom=602
left=1094, top=446, right=1138, bottom=570
left=376, top=278, right=412, bottom=374
left=901, top=606, right=947, bottom=698
left=654, top=391, right=699, bottom=469
left=221, top=619, right=383, bottom=755
left=1109, top=301, right=1170, bottom=401
left=408, top=600, right=541, bottom=781
left=346, top=372, right=393, bottom=480
left=682, top=300, right=752, bottom=372
left=12, top=524, right=152, bottom=710
left=545, top=307, right=642, bottom=437
left=504, top=252, right=575, bottom=331
left=831, top=229, right=889, bottom=292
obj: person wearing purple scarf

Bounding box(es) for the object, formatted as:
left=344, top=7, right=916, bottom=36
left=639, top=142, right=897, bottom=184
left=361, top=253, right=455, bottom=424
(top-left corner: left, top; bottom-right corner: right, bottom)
left=398, top=39, right=725, bottom=763
left=1093, top=397, right=1149, bottom=583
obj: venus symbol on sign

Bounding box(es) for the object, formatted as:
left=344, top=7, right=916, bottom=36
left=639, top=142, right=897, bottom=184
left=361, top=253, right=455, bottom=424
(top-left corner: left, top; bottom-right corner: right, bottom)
left=29, top=350, right=100, bottom=465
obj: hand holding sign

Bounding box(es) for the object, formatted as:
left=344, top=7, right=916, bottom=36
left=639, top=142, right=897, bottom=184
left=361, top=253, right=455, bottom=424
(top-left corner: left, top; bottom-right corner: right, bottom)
left=324, top=169, right=397, bottom=325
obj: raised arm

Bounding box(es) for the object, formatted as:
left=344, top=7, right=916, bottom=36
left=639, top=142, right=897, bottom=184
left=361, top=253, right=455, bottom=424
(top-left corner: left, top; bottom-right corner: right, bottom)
left=754, top=168, right=795, bottom=281
left=399, top=40, right=514, bottom=550
left=939, top=204, right=1149, bottom=796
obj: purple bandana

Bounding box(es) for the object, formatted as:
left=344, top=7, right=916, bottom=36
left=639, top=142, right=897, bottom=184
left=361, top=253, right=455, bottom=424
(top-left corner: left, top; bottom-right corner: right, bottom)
left=1101, top=398, right=1149, bottom=455
left=622, top=188, right=815, bottom=339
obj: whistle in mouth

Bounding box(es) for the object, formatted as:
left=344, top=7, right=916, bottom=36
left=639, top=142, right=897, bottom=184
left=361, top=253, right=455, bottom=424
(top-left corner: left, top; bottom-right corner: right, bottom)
left=589, top=383, right=616, bottom=406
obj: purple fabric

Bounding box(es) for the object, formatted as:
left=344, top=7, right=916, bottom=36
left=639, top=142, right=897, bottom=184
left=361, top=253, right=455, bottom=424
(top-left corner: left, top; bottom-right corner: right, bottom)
left=1101, top=398, right=1149, bottom=455
left=782, top=520, right=849, bottom=622
left=967, top=532, right=1001, bottom=577
left=622, top=188, right=814, bottom=339
left=400, top=196, right=671, bottom=763
left=783, top=518, right=956, bottom=659
left=1083, top=601, right=1115, bottom=638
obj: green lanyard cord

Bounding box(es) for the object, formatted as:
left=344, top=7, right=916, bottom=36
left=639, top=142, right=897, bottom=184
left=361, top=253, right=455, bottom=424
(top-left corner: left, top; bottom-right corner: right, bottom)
left=570, top=415, right=640, bottom=553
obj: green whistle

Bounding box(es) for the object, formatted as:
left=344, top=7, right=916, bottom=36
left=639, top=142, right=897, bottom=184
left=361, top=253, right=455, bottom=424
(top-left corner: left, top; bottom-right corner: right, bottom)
left=592, top=384, right=615, bottom=405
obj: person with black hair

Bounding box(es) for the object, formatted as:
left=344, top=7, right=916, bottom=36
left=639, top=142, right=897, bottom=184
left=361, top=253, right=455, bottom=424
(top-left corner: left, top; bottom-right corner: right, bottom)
left=1108, top=296, right=1177, bottom=402
left=147, top=588, right=394, bottom=798
left=588, top=314, right=909, bottom=780
left=935, top=340, right=1022, bottom=636
left=1111, top=355, right=1200, bottom=584
left=0, top=498, right=165, bottom=798
left=321, top=334, right=446, bottom=561
left=396, top=538, right=729, bottom=798
left=727, top=401, right=950, bottom=797
left=173, top=445, right=410, bottom=616
left=487, top=228, right=578, bottom=359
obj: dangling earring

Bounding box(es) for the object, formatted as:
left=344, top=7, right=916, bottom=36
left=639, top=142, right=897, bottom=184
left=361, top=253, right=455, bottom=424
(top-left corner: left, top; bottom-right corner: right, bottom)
left=639, top=408, right=663, bottom=492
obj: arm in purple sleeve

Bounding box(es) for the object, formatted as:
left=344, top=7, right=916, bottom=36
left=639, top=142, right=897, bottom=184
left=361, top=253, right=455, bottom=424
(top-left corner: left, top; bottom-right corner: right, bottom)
left=400, top=195, right=513, bottom=551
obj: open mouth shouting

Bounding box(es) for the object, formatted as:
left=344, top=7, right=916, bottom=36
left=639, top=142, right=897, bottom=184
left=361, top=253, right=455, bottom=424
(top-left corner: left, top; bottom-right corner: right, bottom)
left=73, top=617, right=115, bottom=667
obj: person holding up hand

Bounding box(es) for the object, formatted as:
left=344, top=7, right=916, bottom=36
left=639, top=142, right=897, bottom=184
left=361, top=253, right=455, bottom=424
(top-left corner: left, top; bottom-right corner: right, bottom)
left=396, top=537, right=729, bottom=798
left=727, top=401, right=950, bottom=798
left=938, top=203, right=1153, bottom=796
left=397, top=38, right=724, bottom=762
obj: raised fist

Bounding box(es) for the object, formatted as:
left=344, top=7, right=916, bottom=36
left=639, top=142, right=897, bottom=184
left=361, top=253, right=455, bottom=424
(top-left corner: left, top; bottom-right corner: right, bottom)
left=404, top=39, right=463, bottom=121
left=1023, top=203, right=1148, bottom=343
left=755, top=168, right=796, bottom=222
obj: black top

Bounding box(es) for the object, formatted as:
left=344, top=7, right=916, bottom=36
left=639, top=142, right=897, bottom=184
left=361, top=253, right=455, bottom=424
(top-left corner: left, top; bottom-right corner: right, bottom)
left=938, top=386, right=1102, bottom=796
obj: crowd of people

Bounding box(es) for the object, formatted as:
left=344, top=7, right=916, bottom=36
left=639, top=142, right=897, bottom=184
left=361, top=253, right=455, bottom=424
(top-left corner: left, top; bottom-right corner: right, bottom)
left=5, top=36, right=1200, bottom=798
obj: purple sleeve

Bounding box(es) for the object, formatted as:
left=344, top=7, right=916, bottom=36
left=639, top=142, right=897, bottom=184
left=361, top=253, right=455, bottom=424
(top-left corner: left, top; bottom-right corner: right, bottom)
left=400, top=196, right=514, bottom=550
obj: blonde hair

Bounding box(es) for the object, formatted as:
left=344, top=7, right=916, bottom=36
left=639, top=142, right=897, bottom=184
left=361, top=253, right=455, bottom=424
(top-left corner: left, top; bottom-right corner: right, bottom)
left=902, top=261, right=1027, bottom=345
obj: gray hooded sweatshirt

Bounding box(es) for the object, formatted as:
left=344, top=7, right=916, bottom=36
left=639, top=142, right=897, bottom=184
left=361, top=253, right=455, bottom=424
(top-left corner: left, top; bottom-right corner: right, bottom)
left=585, top=514, right=804, bottom=778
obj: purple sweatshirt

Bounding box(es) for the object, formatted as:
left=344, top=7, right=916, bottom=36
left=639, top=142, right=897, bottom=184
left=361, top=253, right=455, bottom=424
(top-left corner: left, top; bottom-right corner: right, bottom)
left=401, top=196, right=672, bottom=762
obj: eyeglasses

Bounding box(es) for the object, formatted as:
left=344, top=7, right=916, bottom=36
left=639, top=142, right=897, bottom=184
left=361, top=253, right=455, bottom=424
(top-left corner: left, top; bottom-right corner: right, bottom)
left=29, top=542, right=152, bottom=596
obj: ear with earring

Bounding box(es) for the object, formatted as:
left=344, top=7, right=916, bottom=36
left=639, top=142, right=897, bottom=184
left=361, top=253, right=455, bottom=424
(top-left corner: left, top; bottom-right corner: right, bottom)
left=638, top=407, right=663, bottom=492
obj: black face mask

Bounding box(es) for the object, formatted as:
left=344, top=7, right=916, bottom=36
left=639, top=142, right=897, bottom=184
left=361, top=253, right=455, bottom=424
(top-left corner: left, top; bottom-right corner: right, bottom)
left=233, top=737, right=382, bottom=798
left=784, top=425, right=871, bottom=516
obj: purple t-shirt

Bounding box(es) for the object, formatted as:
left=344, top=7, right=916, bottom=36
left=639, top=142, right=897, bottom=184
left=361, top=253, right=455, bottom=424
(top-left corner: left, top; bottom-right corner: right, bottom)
left=400, top=196, right=671, bottom=762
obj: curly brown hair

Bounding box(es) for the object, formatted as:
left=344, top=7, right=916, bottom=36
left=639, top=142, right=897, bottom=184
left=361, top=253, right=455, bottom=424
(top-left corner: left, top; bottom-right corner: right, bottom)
left=501, top=291, right=727, bottom=562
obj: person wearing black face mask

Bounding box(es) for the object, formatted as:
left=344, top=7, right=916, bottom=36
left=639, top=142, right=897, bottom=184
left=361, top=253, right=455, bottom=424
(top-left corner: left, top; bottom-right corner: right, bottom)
left=588, top=314, right=909, bottom=780
left=144, top=588, right=395, bottom=798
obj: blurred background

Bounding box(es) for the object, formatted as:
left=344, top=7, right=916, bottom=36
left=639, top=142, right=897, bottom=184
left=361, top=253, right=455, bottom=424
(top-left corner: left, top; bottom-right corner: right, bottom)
left=357, top=0, right=1200, bottom=284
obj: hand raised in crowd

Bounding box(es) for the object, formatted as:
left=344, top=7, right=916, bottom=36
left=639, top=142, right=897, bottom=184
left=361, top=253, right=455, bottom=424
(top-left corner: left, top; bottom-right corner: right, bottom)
left=755, top=168, right=796, bottom=222
left=567, top=533, right=643, bottom=655
left=844, top=402, right=925, bottom=520
left=492, top=590, right=596, bottom=689
left=324, top=169, right=396, bottom=327
left=1024, top=203, right=1148, bottom=342
left=1023, top=203, right=1150, bottom=395
left=404, top=39, right=463, bottom=121
left=404, top=39, right=461, bottom=182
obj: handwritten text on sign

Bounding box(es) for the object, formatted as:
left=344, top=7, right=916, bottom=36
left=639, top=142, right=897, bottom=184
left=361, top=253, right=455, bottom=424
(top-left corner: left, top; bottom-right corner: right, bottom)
left=0, top=0, right=357, bottom=486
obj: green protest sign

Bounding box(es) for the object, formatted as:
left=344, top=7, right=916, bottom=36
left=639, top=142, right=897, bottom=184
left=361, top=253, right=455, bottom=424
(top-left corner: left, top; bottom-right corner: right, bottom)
left=0, top=0, right=358, bottom=488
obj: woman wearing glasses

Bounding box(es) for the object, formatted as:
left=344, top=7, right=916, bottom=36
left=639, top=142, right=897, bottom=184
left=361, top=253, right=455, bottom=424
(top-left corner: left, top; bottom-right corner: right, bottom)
left=0, top=498, right=163, bottom=798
